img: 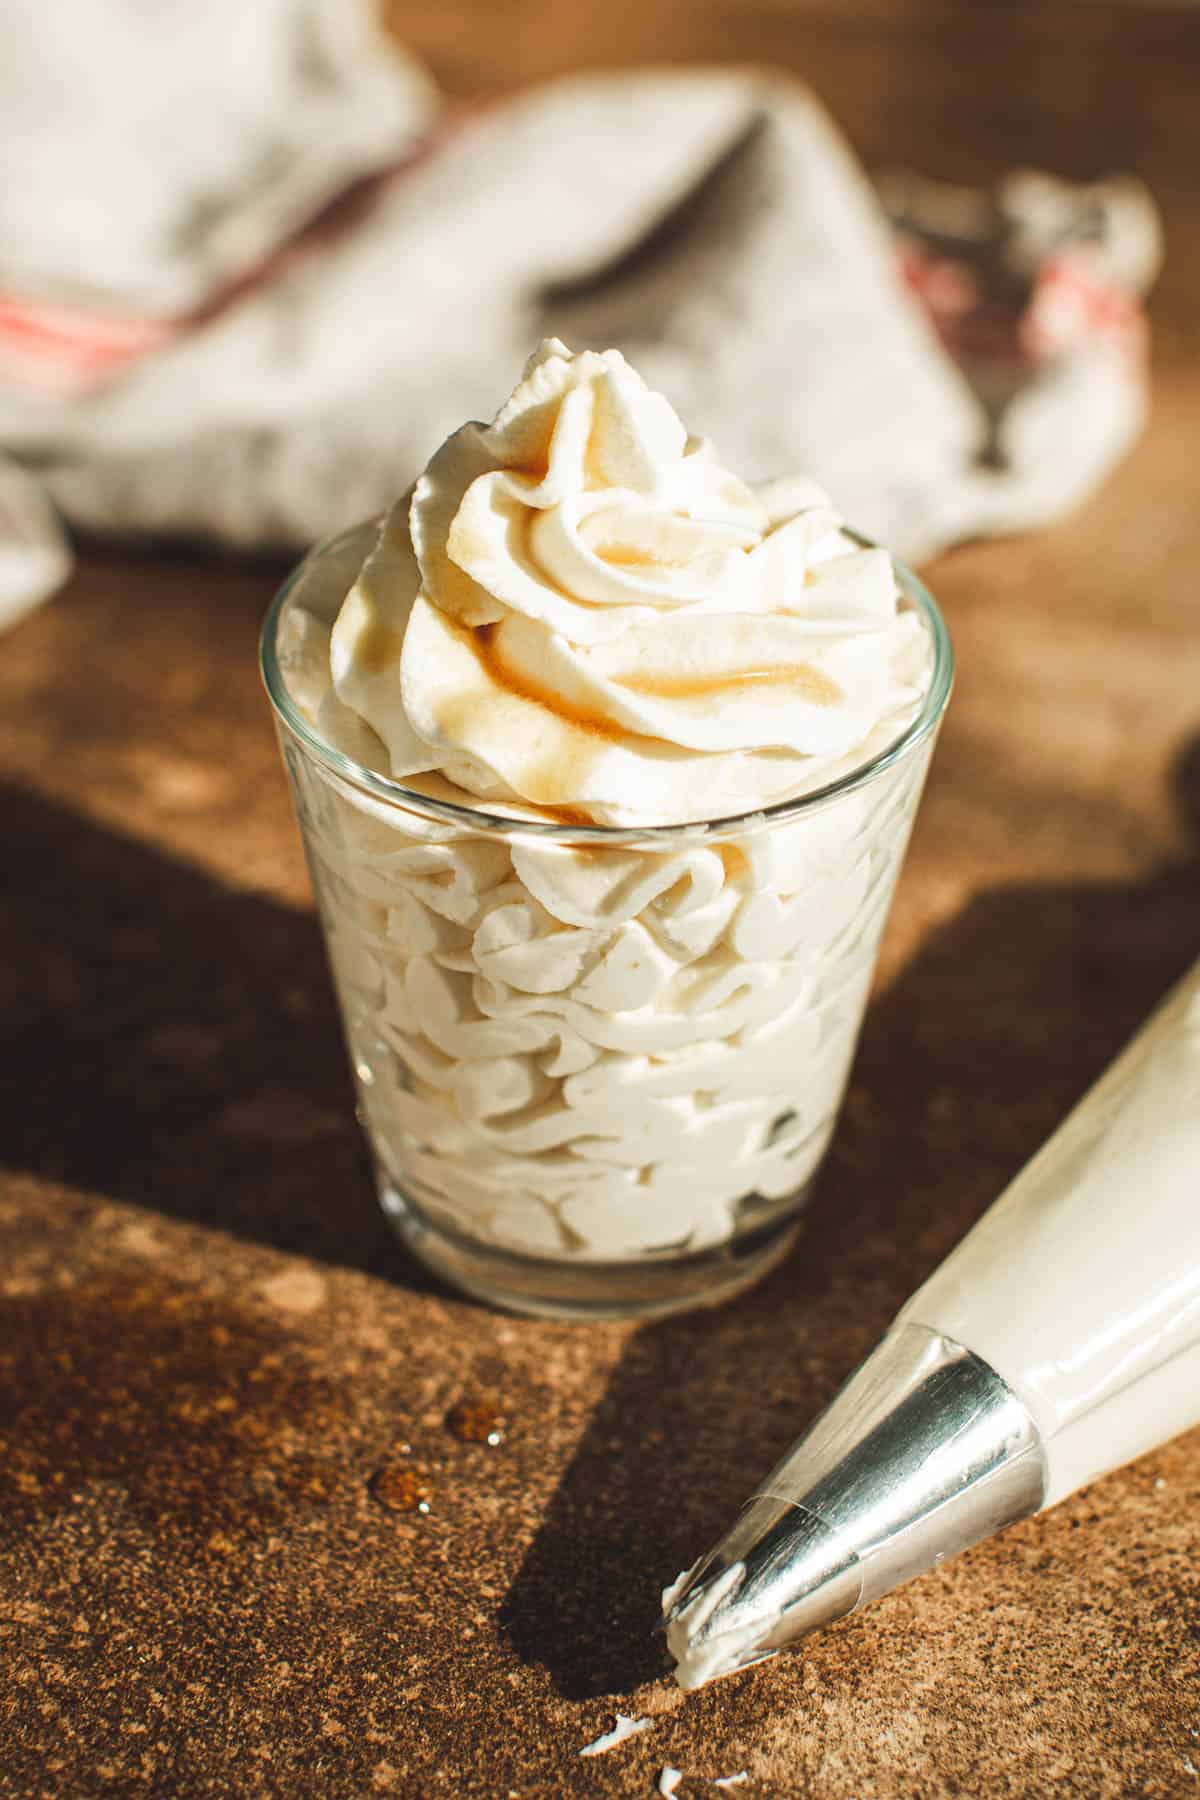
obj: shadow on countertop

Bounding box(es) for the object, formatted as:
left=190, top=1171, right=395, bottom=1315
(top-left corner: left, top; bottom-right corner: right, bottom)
left=0, top=779, right=424, bottom=1286
left=500, top=733, right=1200, bottom=1699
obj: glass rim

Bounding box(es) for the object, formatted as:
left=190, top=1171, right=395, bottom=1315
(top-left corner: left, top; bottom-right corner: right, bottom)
left=260, top=520, right=954, bottom=847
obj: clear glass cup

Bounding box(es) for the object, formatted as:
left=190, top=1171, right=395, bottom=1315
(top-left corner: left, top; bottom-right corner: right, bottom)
left=261, top=522, right=953, bottom=1320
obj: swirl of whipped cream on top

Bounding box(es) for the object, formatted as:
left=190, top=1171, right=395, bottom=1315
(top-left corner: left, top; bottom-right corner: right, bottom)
left=330, top=338, right=929, bottom=827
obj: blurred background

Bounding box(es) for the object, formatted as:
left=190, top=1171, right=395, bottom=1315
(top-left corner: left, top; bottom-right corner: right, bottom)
left=0, top=0, right=1195, bottom=625
left=381, top=0, right=1196, bottom=320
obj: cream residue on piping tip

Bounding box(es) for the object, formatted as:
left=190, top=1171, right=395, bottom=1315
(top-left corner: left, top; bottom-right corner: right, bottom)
left=661, top=1563, right=699, bottom=1615
left=663, top=1560, right=781, bottom=1691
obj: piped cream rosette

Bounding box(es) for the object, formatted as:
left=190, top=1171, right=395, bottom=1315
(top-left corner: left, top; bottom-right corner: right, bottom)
left=329, top=339, right=927, bottom=828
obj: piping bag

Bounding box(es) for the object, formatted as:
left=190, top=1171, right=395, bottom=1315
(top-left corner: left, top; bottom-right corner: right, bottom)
left=662, top=955, right=1200, bottom=1688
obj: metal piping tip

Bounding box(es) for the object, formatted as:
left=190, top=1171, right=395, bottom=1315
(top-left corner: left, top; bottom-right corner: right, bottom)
left=661, top=1324, right=1048, bottom=1689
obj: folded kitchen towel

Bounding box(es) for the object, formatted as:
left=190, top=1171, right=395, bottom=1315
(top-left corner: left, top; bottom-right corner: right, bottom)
left=0, top=0, right=1161, bottom=626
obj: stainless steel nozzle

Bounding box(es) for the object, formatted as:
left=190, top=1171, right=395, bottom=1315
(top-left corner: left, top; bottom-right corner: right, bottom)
left=662, top=1323, right=1048, bottom=1687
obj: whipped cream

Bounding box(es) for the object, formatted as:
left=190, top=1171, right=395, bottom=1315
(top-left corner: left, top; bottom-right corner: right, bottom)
left=270, top=344, right=944, bottom=1284
left=328, top=338, right=928, bottom=827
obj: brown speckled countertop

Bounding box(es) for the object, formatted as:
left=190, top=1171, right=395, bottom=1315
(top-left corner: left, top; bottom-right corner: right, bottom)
left=3, top=9, right=1200, bottom=1795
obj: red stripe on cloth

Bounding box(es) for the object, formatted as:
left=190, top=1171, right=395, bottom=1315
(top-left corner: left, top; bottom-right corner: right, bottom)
left=0, top=107, right=484, bottom=397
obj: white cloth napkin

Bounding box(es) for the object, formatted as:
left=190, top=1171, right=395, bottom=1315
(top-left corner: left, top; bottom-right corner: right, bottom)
left=0, top=0, right=1160, bottom=627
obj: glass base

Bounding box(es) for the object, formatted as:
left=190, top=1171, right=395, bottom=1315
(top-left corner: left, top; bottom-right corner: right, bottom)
left=376, top=1175, right=806, bottom=1322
